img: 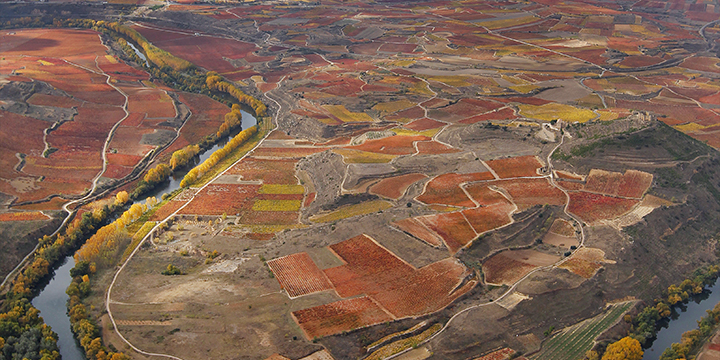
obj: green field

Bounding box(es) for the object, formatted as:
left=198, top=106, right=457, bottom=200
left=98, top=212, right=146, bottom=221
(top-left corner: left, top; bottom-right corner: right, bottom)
left=532, top=302, right=634, bottom=360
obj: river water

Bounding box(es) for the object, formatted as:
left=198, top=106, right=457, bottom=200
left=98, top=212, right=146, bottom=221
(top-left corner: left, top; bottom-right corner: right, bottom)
left=125, top=42, right=149, bottom=67
left=31, top=109, right=256, bottom=359
left=642, top=280, right=720, bottom=359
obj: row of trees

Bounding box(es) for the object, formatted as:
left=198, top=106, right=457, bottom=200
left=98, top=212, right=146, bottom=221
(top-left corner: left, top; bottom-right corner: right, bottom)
left=206, top=73, right=267, bottom=118
left=104, top=22, right=193, bottom=72
left=180, top=125, right=257, bottom=187
left=218, top=105, right=244, bottom=138
left=74, top=197, right=155, bottom=269
left=66, top=261, right=128, bottom=360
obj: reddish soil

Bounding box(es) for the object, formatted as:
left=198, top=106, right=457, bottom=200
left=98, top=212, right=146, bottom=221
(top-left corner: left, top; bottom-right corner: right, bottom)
left=493, top=178, right=566, bottom=210
left=26, top=93, right=82, bottom=108
left=251, top=147, right=328, bottom=158
left=462, top=201, right=514, bottom=235
left=583, top=169, right=652, bottom=199
left=323, top=235, right=473, bottom=318
left=228, top=157, right=298, bottom=184
left=568, top=192, right=638, bottom=224
left=417, top=172, right=495, bottom=207
left=0, top=211, right=47, bottom=221
left=180, top=184, right=261, bottom=215
left=417, top=212, right=477, bottom=254
left=267, top=252, right=334, bottom=298
left=405, top=118, right=446, bottom=131
left=459, top=108, right=517, bottom=124
left=369, top=173, right=427, bottom=200
left=392, top=217, right=444, bottom=248
left=416, top=141, right=460, bottom=155
left=292, top=296, right=393, bottom=339
left=347, top=135, right=429, bottom=155
left=483, top=253, right=537, bottom=285
left=486, top=155, right=542, bottom=178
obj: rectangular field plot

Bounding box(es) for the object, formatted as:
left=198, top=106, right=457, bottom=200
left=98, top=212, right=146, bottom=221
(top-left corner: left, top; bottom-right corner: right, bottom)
left=323, top=235, right=474, bottom=319
left=583, top=169, right=652, bottom=199
left=180, top=184, right=260, bottom=215
left=292, top=296, right=394, bottom=339
left=485, top=155, right=543, bottom=178
left=483, top=250, right=559, bottom=285
left=417, top=212, right=477, bottom=254
left=417, top=172, right=495, bottom=207
left=568, top=192, right=638, bottom=224
left=493, top=178, right=566, bottom=210
left=392, top=217, right=444, bottom=247
left=531, top=302, right=634, bottom=360
left=267, top=252, right=333, bottom=298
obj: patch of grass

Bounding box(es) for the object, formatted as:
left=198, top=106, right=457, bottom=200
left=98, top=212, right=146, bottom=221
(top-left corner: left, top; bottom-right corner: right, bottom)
left=310, top=200, right=393, bottom=223
left=120, top=221, right=156, bottom=263
left=252, top=200, right=302, bottom=211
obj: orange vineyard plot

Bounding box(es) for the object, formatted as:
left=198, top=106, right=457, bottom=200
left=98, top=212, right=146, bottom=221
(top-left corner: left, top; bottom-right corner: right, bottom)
left=485, top=155, right=543, bottom=178
left=347, top=135, right=429, bottom=155
left=0, top=212, right=48, bottom=222
left=369, top=173, right=427, bottom=200
left=267, top=252, right=333, bottom=298
left=417, top=172, right=495, bottom=207
left=228, top=157, right=299, bottom=184
left=583, top=169, right=652, bottom=199
left=417, top=212, right=477, bottom=254
left=462, top=201, right=515, bottom=236
left=291, top=296, right=393, bottom=339
left=322, top=235, right=474, bottom=319
left=568, top=192, right=638, bottom=224
left=494, top=178, right=566, bottom=210
left=416, top=141, right=460, bottom=155
left=392, top=217, right=444, bottom=247
left=484, top=250, right=559, bottom=285
left=180, top=184, right=261, bottom=215
left=483, top=253, right=537, bottom=286
left=464, top=183, right=509, bottom=206
left=559, top=248, right=610, bottom=279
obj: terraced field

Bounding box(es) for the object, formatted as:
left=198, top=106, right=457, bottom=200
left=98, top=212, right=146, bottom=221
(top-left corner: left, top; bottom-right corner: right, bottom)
left=532, top=302, right=635, bottom=360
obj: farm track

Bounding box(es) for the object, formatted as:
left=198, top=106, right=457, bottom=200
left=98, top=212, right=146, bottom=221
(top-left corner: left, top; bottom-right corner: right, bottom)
left=104, top=78, right=284, bottom=360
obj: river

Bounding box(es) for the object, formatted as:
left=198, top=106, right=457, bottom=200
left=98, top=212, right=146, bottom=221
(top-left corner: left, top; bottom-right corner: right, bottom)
left=642, top=280, right=720, bottom=359
left=31, top=109, right=256, bottom=359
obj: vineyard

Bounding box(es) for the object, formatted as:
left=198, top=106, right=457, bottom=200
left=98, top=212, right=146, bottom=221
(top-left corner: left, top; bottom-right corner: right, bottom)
left=531, top=302, right=635, bottom=360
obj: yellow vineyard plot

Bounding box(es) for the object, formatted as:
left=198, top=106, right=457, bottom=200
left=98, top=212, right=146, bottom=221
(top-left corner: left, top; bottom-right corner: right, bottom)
left=675, top=122, right=707, bottom=133
left=310, top=200, right=393, bottom=223
left=373, top=99, right=416, bottom=115
left=510, top=84, right=539, bottom=94
left=104, top=55, right=119, bottom=64
left=427, top=75, right=471, bottom=87
left=259, top=184, right=305, bottom=194
left=323, top=105, right=374, bottom=123
left=393, top=127, right=441, bottom=138
left=333, top=149, right=397, bottom=163
left=252, top=200, right=302, bottom=211
left=596, top=110, right=619, bottom=121
left=519, top=103, right=595, bottom=123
